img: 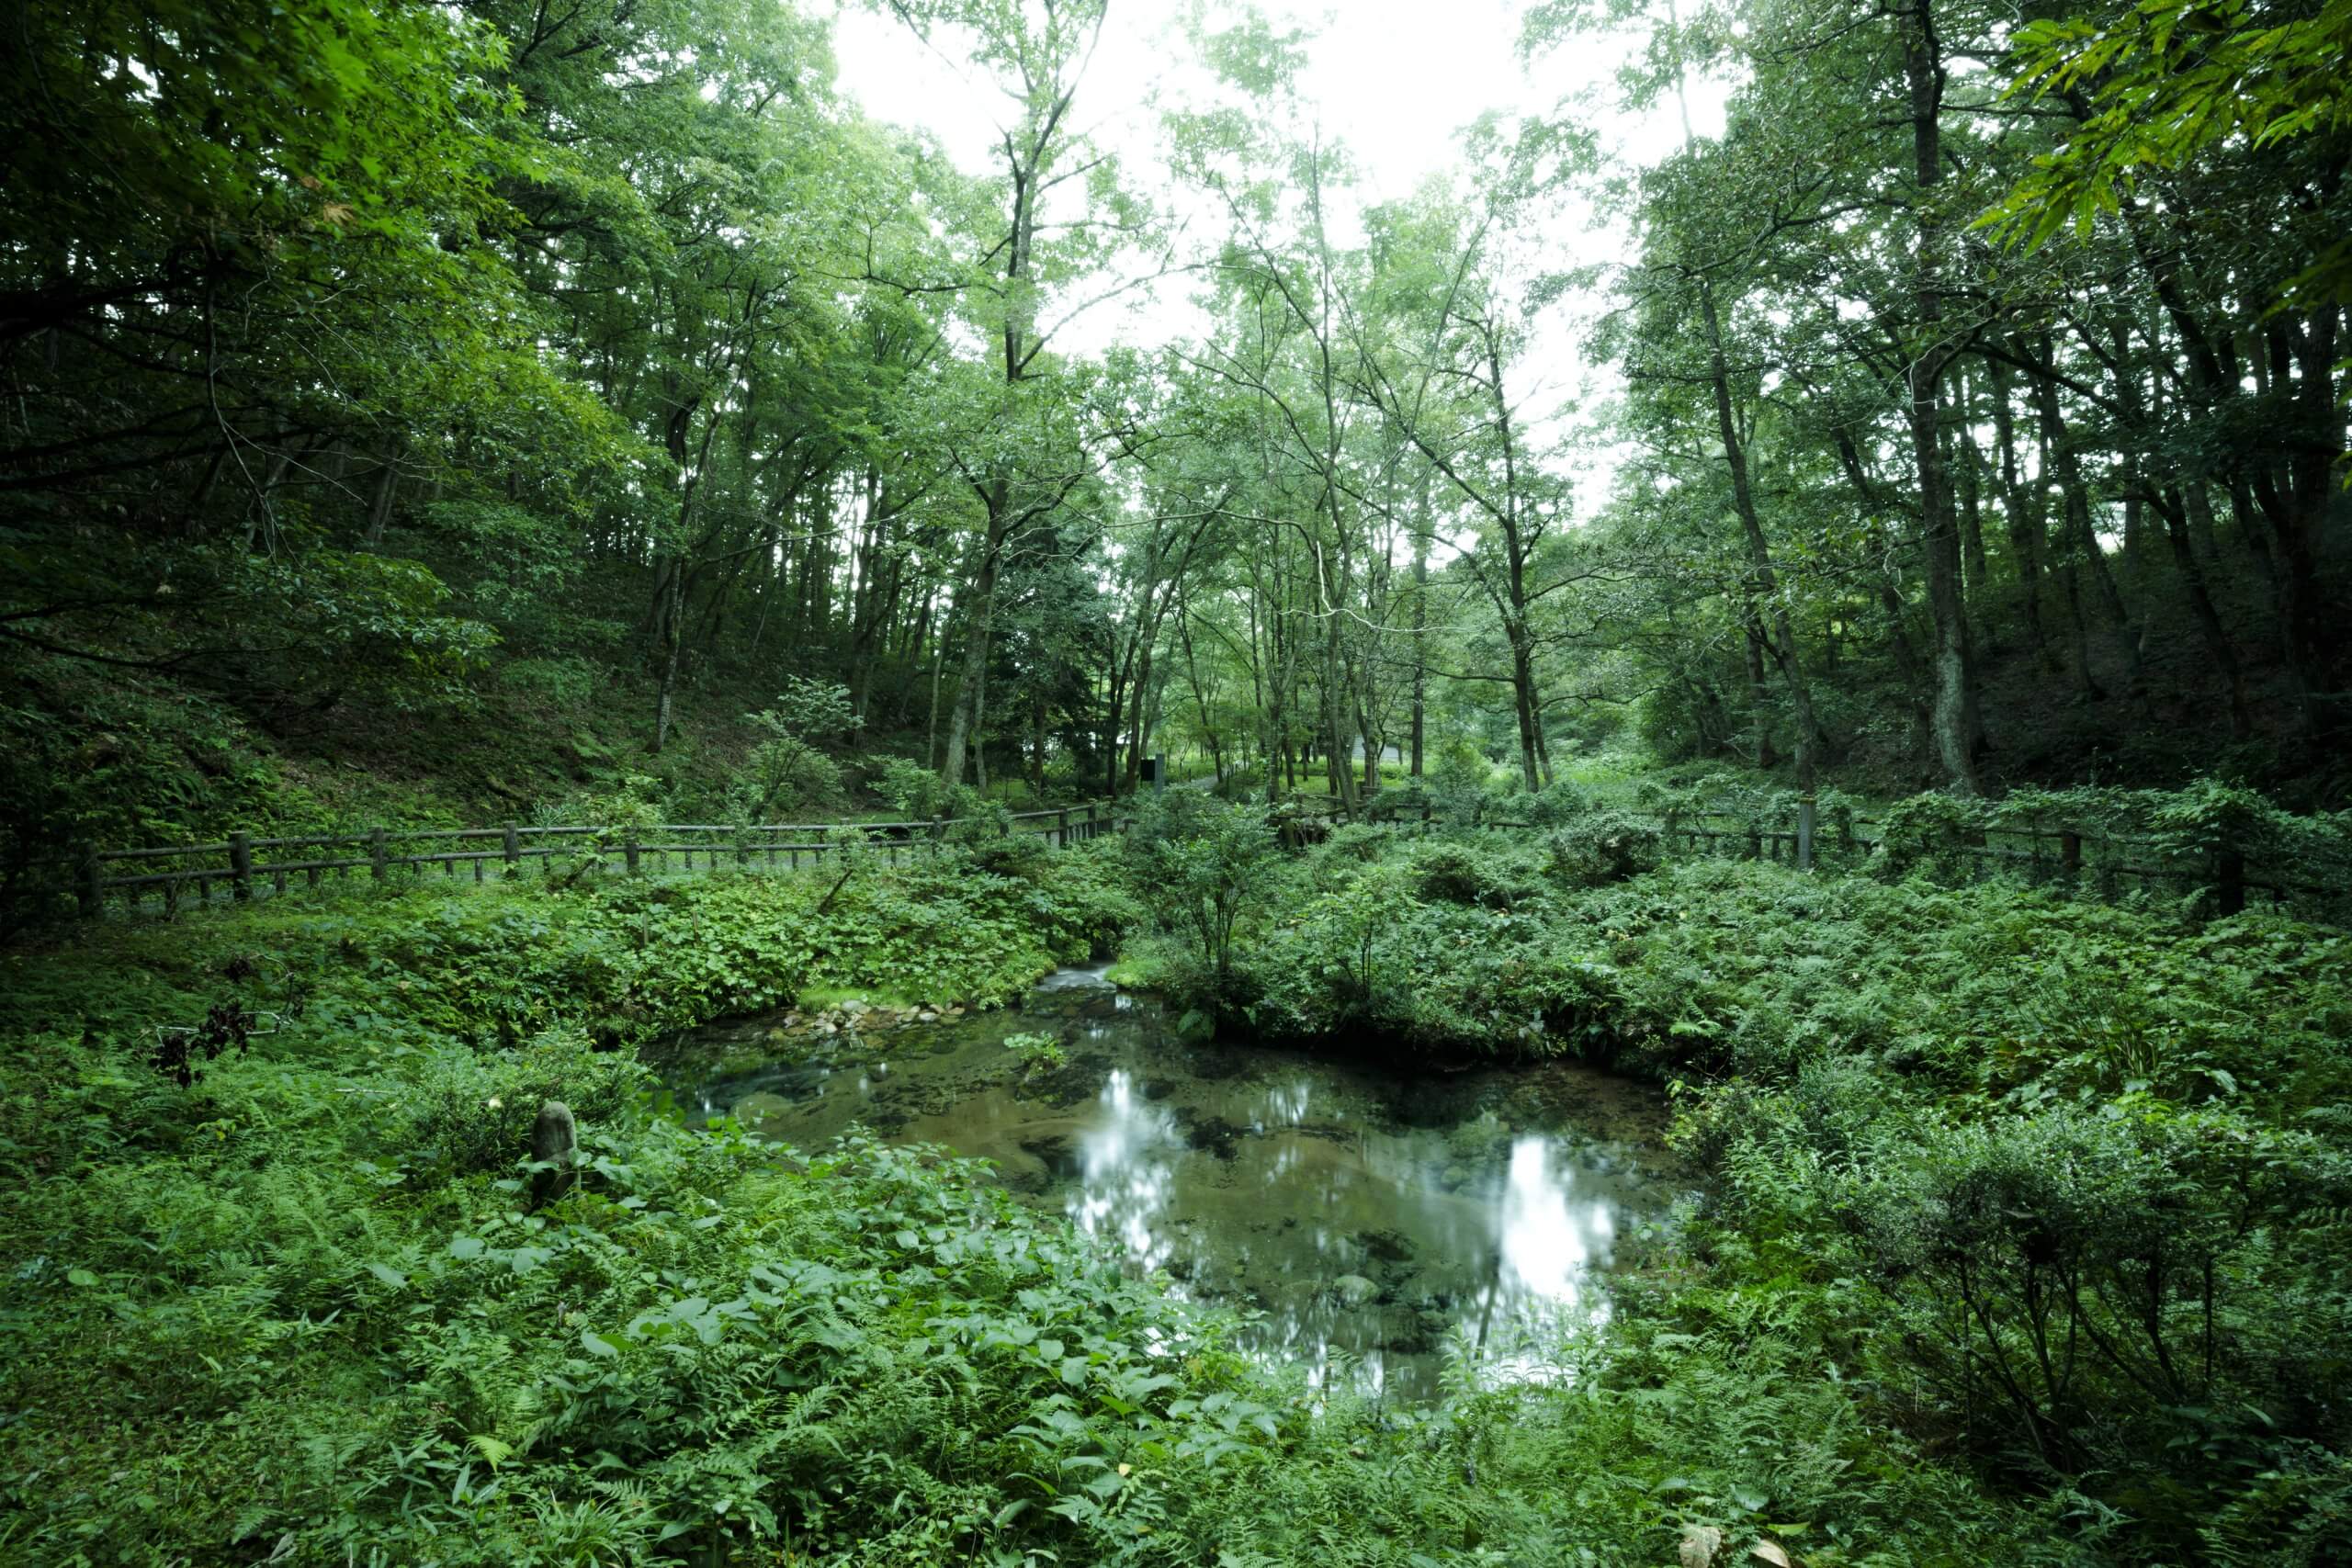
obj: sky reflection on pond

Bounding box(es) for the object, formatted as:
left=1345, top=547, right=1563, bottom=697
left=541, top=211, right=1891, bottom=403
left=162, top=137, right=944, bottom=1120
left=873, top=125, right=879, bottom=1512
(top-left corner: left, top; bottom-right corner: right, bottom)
left=673, top=969, right=1676, bottom=1399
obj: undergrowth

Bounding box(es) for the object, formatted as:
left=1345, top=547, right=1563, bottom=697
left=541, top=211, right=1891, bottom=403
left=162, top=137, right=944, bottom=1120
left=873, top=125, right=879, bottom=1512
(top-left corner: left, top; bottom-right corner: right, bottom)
left=0, top=842, right=2090, bottom=1566
left=1120, top=791, right=2352, bottom=1562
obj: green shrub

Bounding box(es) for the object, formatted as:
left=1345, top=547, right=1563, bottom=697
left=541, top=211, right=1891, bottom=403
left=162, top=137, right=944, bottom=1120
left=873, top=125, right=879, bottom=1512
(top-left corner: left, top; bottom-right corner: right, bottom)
left=1429, top=736, right=1499, bottom=821
left=1523, top=777, right=1594, bottom=824
left=396, top=1027, right=650, bottom=1178
left=494, top=655, right=601, bottom=706
left=1122, top=793, right=1277, bottom=991
left=1545, top=807, right=1665, bottom=884
left=735, top=711, right=848, bottom=819
left=1401, top=835, right=1546, bottom=908
left=1871, top=790, right=1991, bottom=880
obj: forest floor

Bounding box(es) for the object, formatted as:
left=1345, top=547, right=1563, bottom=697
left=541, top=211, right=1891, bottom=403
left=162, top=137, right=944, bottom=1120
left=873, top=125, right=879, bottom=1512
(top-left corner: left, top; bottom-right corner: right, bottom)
left=8, top=784, right=2346, bottom=1564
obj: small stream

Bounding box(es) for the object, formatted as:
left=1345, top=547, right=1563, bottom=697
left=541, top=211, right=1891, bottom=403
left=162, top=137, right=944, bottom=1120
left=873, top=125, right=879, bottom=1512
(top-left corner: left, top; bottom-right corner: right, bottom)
left=667, top=966, right=1681, bottom=1400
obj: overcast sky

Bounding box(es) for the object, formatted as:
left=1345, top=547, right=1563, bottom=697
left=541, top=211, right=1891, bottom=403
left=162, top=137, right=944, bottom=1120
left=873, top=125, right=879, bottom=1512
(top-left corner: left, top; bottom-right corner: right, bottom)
left=824, top=1, right=1727, bottom=505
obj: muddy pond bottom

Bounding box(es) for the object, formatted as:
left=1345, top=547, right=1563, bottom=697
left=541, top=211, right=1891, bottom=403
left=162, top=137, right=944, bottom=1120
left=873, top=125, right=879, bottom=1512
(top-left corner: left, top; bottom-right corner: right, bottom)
left=668, top=965, right=1680, bottom=1401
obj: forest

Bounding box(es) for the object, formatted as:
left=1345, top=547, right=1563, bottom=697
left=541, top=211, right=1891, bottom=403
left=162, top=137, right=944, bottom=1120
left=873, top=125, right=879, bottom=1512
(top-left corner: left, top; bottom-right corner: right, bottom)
left=1, top=0, right=2347, bottom=1563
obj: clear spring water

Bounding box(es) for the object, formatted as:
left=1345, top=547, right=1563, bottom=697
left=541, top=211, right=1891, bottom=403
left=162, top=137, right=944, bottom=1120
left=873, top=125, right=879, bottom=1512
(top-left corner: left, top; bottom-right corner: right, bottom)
left=669, top=967, right=1680, bottom=1400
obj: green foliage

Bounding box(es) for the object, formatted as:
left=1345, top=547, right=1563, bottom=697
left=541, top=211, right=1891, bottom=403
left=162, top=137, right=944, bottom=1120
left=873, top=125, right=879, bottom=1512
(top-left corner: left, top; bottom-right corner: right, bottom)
left=1984, top=0, right=2352, bottom=306
left=871, top=755, right=1001, bottom=829
left=1544, top=808, right=1665, bottom=883
left=1428, top=737, right=1501, bottom=822
left=0, top=839, right=2090, bottom=1567
left=1522, top=777, right=1595, bottom=824
left=1121, top=793, right=1277, bottom=991
left=762, top=677, right=861, bottom=743
left=736, top=709, right=849, bottom=821
left=1871, top=790, right=1991, bottom=879
left=400, top=1028, right=650, bottom=1179
left=1004, top=1030, right=1069, bottom=1072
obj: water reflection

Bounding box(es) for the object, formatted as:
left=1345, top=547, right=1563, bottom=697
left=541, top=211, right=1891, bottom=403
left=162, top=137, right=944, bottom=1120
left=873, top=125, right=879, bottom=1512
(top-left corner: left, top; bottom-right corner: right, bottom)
left=1069, top=1069, right=1182, bottom=1272
left=671, top=967, right=1671, bottom=1400
left=1499, top=1136, right=1611, bottom=1301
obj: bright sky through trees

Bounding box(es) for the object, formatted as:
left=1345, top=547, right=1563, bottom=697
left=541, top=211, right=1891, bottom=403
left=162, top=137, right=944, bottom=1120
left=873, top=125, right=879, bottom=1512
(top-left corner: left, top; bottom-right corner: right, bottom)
left=830, top=0, right=1730, bottom=495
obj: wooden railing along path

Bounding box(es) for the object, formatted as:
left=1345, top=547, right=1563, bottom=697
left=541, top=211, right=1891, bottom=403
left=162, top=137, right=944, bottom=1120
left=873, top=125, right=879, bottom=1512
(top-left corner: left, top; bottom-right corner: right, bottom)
left=67, top=788, right=2347, bottom=926
left=1282, top=792, right=2347, bottom=920
left=75, top=803, right=1125, bottom=919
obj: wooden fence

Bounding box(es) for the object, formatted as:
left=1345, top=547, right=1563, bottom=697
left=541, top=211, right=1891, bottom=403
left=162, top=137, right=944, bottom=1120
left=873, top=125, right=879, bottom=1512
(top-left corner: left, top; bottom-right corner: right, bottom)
left=1286, top=792, right=2348, bottom=921
left=62, top=787, right=2349, bottom=926
left=74, top=803, right=1125, bottom=919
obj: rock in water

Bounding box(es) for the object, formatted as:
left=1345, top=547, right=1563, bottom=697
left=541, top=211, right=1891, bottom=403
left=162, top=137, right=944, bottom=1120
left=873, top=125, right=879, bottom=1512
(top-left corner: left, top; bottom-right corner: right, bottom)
left=530, top=1100, right=577, bottom=1209
left=1331, top=1274, right=1378, bottom=1307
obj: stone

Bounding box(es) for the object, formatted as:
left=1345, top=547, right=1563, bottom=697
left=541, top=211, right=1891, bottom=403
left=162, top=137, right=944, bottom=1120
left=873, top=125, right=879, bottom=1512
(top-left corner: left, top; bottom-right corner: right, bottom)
left=1331, top=1274, right=1377, bottom=1307
left=529, top=1100, right=577, bottom=1209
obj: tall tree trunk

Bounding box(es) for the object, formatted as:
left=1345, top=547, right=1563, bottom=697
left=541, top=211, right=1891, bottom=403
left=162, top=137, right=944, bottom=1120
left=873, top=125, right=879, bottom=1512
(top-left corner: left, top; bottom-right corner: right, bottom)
left=1901, top=0, right=1982, bottom=793
left=2026, top=355, right=2144, bottom=701
left=1987, top=356, right=2051, bottom=661
left=940, top=494, right=1007, bottom=788
left=2155, top=487, right=2253, bottom=739
left=1408, top=502, right=1428, bottom=778
left=1699, top=277, right=1826, bottom=786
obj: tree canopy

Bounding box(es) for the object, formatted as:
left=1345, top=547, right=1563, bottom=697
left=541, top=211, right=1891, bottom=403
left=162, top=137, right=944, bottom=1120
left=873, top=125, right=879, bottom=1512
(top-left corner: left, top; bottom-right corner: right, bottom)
left=4, top=0, right=2345, bottom=865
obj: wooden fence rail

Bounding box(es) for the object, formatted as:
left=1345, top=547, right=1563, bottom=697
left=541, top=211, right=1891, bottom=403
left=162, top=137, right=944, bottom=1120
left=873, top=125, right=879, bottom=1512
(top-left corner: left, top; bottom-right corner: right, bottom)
left=74, top=802, right=1126, bottom=919
left=62, top=788, right=2349, bottom=926
left=1283, top=792, right=2348, bottom=921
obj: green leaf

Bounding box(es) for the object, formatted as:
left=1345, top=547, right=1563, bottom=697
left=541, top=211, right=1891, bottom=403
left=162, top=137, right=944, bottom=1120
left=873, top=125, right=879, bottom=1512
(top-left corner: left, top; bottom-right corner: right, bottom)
left=366, top=1262, right=407, bottom=1289
left=581, top=1329, right=619, bottom=1359
left=65, top=1267, right=98, bottom=1288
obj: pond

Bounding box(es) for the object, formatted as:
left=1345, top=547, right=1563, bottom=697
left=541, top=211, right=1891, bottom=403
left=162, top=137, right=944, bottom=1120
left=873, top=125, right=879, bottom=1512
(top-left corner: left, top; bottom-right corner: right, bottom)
left=669, top=965, right=1682, bottom=1401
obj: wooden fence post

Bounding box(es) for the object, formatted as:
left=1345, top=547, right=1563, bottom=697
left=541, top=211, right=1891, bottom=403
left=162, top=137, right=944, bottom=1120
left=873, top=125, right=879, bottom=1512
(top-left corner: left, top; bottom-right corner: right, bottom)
left=1796, top=795, right=1815, bottom=873
left=370, top=828, right=389, bottom=884
left=2060, top=830, right=2082, bottom=879
left=929, top=815, right=944, bottom=855
left=230, top=831, right=254, bottom=901
left=623, top=829, right=640, bottom=876
left=1057, top=808, right=1070, bottom=848
left=77, top=843, right=102, bottom=919
left=503, top=823, right=520, bottom=875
